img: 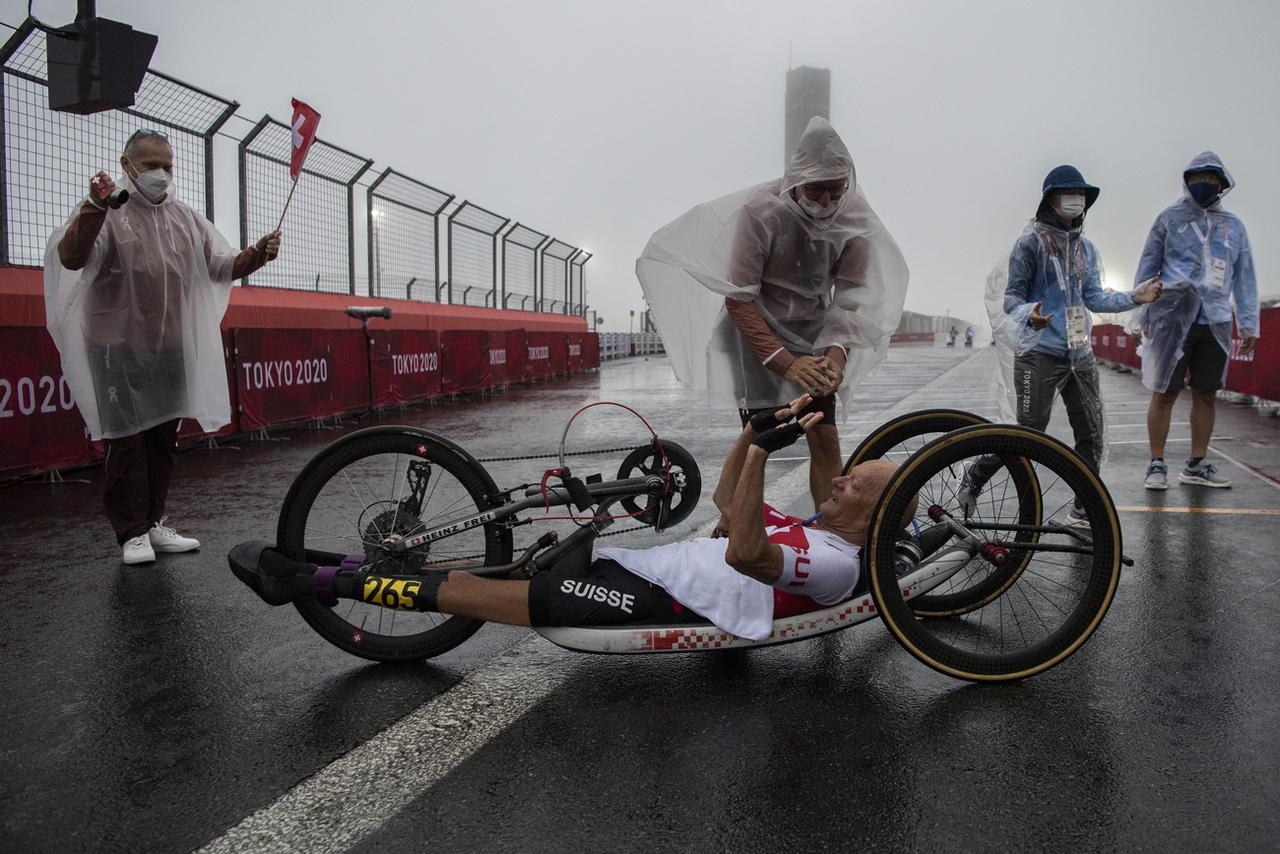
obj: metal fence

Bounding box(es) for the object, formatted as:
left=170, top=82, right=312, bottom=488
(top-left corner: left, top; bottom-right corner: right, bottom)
left=502, top=223, right=546, bottom=311
left=0, top=15, right=590, bottom=313
left=570, top=250, right=590, bottom=315
left=238, top=115, right=372, bottom=293
left=0, top=20, right=237, bottom=266
left=367, top=168, right=452, bottom=300
left=540, top=238, right=576, bottom=313
left=447, top=200, right=508, bottom=306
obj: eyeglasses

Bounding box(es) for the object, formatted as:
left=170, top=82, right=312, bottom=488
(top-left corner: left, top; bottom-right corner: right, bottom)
left=126, top=128, right=170, bottom=145
left=800, top=182, right=849, bottom=201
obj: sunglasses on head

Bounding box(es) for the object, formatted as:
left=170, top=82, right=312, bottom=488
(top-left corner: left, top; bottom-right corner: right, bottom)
left=127, top=128, right=170, bottom=145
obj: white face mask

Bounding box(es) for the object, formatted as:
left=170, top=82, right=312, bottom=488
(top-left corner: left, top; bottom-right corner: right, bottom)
left=1053, top=193, right=1086, bottom=221
left=127, top=159, right=173, bottom=201
left=798, top=195, right=839, bottom=219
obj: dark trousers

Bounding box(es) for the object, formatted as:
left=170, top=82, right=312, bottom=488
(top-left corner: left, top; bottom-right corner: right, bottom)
left=103, top=419, right=181, bottom=544
left=967, top=352, right=1103, bottom=511
left=1013, top=352, right=1104, bottom=469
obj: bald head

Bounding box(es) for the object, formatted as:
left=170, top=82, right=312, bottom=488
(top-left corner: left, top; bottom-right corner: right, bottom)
left=818, top=459, right=919, bottom=544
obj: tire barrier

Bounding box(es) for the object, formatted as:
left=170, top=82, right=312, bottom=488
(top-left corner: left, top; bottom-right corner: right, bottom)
left=0, top=325, right=601, bottom=481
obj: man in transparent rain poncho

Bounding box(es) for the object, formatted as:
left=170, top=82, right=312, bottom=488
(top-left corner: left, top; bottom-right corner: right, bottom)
left=45, top=129, right=282, bottom=565
left=637, top=117, right=909, bottom=513
left=977, top=165, right=1161, bottom=525
left=1129, top=151, right=1259, bottom=490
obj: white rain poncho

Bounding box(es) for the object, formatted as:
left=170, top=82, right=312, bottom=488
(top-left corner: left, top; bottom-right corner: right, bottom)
left=43, top=174, right=236, bottom=440
left=1126, top=151, right=1259, bottom=394
left=636, top=117, right=909, bottom=414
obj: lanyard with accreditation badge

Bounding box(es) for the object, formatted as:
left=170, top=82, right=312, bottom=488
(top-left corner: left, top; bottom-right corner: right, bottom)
left=1190, top=216, right=1231, bottom=292
left=1039, top=230, right=1091, bottom=351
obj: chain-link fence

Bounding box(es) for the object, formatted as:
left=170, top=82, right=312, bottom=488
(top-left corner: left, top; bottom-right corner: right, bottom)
left=367, top=168, right=452, bottom=300
left=238, top=114, right=372, bottom=293
left=0, top=20, right=237, bottom=266
left=446, top=200, right=508, bottom=307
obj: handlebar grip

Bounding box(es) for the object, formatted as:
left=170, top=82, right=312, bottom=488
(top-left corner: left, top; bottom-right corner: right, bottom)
left=565, top=476, right=593, bottom=512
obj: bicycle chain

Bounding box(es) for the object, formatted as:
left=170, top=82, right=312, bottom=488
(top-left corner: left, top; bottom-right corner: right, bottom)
left=473, top=444, right=645, bottom=464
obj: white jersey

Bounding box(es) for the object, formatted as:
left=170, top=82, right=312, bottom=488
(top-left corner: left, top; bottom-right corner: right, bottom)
left=598, top=505, right=861, bottom=640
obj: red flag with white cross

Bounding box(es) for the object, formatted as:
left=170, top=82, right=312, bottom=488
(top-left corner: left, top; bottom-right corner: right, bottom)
left=289, top=98, right=321, bottom=180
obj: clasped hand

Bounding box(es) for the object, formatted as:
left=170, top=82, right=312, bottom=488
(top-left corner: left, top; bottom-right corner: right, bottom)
left=784, top=355, right=842, bottom=397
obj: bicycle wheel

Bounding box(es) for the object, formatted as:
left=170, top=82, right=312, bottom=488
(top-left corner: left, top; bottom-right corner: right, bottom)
left=278, top=427, right=513, bottom=662
left=844, top=409, right=989, bottom=472
left=866, top=424, right=1122, bottom=682
left=846, top=410, right=1042, bottom=617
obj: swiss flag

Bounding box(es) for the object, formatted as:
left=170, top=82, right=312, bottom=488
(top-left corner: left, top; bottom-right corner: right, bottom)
left=289, top=98, right=321, bottom=180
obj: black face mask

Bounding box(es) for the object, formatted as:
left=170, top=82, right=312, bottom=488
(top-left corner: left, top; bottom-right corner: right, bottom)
left=1188, top=181, right=1221, bottom=207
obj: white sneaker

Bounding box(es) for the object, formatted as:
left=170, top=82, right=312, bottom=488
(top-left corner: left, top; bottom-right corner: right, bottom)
left=149, top=520, right=200, bottom=553
left=122, top=534, right=156, bottom=565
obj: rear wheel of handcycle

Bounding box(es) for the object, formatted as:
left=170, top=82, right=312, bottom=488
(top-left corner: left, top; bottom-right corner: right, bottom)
left=866, top=424, right=1122, bottom=682
left=278, top=427, right=512, bottom=663
left=845, top=409, right=1042, bottom=618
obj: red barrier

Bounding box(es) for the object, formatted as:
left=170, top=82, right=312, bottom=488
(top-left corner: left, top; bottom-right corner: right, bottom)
left=548, top=332, right=569, bottom=376
left=484, top=330, right=513, bottom=387
left=1227, top=310, right=1280, bottom=401
left=233, top=328, right=368, bottom=430
left=504, top=328, right=527, bottom=383
left=0, top=326, right=93, bottom=479
left=371, top=329, right=441, bottom=406
left=582, top=333, right=600, bottom=369
left=441, top=330, right=491, bottom=394
left=566, top=332, right=585, bottom=373
left=525, top=331, right=556, bottom=380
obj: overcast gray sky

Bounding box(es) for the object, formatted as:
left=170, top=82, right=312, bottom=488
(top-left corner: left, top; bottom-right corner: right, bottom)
left=10, top=0, right=1278, bottom=331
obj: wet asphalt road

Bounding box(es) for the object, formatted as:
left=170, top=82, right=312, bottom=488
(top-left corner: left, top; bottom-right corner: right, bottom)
left=2, top=346, right=1278, bottom=853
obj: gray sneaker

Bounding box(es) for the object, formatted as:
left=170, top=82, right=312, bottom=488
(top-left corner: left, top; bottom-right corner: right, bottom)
left=1144, top=460, right=1168, bottom=491
left=1179, top=460, right=1231, bottom=488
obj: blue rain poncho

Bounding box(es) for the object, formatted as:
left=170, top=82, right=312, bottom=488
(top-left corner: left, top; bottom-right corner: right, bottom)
left=1128, top=151, right=1259, bottom=394
left=1003, top=222, right=1137, bottom=362
left=636, top=118, right=909, bottom=414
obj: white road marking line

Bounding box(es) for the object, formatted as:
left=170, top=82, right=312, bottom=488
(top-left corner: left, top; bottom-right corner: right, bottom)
left=196, top=636, right=570, bottom=854
left=1208, top=443, right=1280, bottom=491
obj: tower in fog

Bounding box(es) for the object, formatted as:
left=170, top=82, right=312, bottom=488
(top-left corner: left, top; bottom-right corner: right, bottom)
left=785, top=66, right=830, bottom=163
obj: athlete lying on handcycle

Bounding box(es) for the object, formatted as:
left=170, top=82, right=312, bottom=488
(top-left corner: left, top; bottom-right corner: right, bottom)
left=234, top=394, right=911, bottom=643
left=400, top=393, right=912, bottom=640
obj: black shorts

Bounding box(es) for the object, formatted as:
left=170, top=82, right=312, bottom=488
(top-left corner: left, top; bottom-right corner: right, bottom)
left=1168, top=324, right=1229, bottom=393
left=738, top=394, right=836, bottom=428
left=528, top=558, right=700, bottom=627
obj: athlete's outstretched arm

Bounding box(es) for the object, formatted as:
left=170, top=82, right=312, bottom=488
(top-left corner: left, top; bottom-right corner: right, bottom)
left=723, top=412, right=823, bottom=584
left=712, top=394, right=813, bottom=531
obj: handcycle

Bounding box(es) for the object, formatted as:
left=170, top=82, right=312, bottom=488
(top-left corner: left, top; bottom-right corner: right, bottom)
left=230, top=407, right=1127, bottom=683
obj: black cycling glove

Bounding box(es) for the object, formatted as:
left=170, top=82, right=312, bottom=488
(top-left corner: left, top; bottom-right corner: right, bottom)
left=748, top=409, right=788, bottom=434
left=751, top=422, right=805, bottom=453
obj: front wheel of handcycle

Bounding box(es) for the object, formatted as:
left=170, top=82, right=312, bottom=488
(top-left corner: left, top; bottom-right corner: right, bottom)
left=846, top=409, right=1042, bottom=618
left=277, top=426, right=513, bottom=663
left=866, top=424, right=1122, bottom=682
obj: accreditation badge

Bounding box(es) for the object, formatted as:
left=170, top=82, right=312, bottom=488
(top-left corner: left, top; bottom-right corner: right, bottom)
left=1207, top=257, right=1227, bottom=291
left=1066, top=305, right=1089, bottom=351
